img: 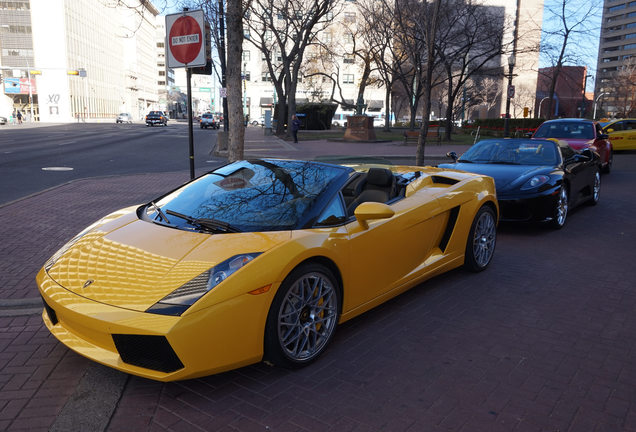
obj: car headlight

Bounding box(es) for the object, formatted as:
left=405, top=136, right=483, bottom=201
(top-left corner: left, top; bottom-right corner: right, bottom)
left=146, top=253, right=262, bottom=316
left=521, top=175, right=550, bottom=190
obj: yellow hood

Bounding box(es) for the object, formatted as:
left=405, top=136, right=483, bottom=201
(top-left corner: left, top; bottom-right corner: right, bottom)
left=46, top=217, right=290, bottom=312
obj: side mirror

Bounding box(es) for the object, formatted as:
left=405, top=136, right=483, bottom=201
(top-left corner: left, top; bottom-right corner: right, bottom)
left=606, top=129, right=614, bottom=133
left=446, top=151, right=458, bottom=162
left=580, top=148, right=594, bottom=160
left=598, top=133, right=609, bottom=140
left=354, top=202, right=395, bottom=229
left=524, top=132, right=533, bottom=138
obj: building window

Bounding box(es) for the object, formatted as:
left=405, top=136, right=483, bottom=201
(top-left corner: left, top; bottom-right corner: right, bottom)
left=244, top=29, right=250, bottom=39
left=629, top=11, right=636, bottom=17
left=344, top=12, right=356, bottom=22
left=243, top=50, right=250, bottom=61
left=624, top=43, right=636, bottom=49
left=344, top=33, right=353, bottom=44
left=605, top=36, right=621, bottom=42
left=265, top=30, right=273, bottom=41
left=603, top=57, right=619, bottom=62
left=343, top=74, right=354, bottom=84
left=262, top=72, right=272, bottom=82
left=344, top=55, right=355, bottom=64
left=244, top=71, right=251, bottom=81
left=609, top=4, right=626, bottom=12
left=159, top=71, right=165, bottom=76
left=627, top=33, right=636, bottom=39
left=323, top=32, right=332, bottom=43
left=157, top=42, right=164, bottom=48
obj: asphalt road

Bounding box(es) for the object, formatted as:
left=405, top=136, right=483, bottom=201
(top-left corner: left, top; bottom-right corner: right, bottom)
left=0, top=122, right=222, bottom=204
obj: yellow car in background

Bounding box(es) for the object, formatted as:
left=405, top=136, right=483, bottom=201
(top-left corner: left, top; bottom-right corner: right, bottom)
left=602, top=118, right=636, bottom=150
left=37, top=159, right=498, bottom=381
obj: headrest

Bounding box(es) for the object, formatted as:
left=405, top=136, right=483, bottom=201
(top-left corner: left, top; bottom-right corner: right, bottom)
left=366, top=168, right=393, bottom=187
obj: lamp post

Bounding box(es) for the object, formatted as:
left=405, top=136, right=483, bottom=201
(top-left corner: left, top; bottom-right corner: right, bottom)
left=538, top=96, right=549, bottom=119
left=503, top=54, right=515, bottom=138
left=593, top=92, right=606, bottom=120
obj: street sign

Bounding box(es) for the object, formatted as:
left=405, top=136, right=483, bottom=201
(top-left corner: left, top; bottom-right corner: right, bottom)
left=507, top=85, right=515, bottom=99
left=165, top=10, right=206, bottom=68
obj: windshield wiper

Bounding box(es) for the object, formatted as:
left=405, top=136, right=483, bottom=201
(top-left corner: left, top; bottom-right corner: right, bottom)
left=165, top=209, right=242, bottom=233
left=149, top=201, right=171, bottom=223
left=457, top=159, right=474, bottom=163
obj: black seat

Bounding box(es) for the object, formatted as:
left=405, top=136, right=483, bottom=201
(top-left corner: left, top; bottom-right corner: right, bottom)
left=347, top=168, right=395, bottom=215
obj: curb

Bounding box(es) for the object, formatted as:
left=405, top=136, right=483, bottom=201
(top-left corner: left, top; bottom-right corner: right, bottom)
left=0, top=297, right=42, bottom=317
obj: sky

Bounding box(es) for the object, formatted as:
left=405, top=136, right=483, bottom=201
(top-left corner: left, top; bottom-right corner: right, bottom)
left=539, top=0, right=603, bottom=93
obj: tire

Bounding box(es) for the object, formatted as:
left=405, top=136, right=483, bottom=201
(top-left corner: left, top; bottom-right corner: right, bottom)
left=589, top=170, right=601, bottom=206
left=464, top=205, right=497, bottom=272
left=252, top=121, right=258, bottom=126
left=603, top=150, right=613, bottom=174
left=264, top=263, right=341, bottom=368
left=550, top=186, right=569, bottom=229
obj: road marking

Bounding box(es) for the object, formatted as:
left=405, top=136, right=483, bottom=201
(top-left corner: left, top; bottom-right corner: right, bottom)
left=42, top=167, right=74, bottom=171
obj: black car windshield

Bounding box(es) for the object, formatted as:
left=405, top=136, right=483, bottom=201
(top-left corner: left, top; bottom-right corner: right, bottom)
left=460, top=139, right=559, bottom=166
left=147, top=160, right=349, bottom=232
left=533, top=121, right=595, bottom=139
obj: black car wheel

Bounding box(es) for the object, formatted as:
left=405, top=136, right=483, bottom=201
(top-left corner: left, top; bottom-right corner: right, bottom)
left=464, top=205, right=497, bottom=272
left=264, top=263, right=340, bottom=368
left=550, top=186, right=569, bottom=229
left=589, top=170, right=601, bottom=206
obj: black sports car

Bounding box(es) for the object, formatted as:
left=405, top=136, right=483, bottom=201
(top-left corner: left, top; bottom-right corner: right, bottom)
left=438, top=138, right=601, bottom=228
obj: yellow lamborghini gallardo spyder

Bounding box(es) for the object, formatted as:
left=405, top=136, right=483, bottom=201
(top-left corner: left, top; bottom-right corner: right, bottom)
left=37, top=159, right=498, bottom=381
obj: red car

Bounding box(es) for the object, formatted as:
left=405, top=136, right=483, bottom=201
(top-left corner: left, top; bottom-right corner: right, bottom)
left=531, top=118, right=613, bottom=173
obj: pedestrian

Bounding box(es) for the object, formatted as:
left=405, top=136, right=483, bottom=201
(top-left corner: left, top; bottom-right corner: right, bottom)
left=291, top=114, right=301, bottom=143
left=16, top=110, right=22, bottom=124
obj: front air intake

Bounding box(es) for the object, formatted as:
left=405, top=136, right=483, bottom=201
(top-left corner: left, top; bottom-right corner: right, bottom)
left=112, top=334, right=184, bottom=373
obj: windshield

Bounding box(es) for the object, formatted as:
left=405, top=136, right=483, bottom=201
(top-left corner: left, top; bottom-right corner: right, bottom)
left=459, top=139, right=559, bottom=165
left=146, top=160, right=349, bottom=232
left=534, top=121, right=595, bottom=139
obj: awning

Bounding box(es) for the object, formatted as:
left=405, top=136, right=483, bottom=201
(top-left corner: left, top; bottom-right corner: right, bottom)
left=260, top=97, right=273, bottom=107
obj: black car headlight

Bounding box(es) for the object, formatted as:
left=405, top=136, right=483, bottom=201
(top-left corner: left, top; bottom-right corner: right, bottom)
left=146, top=253, right=262, bottom=316
left=521, top=175, right=550, bottom=190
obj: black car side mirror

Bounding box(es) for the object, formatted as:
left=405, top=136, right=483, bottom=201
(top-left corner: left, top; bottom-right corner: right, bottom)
left=446, top=151, right=458, bottom=162
left=580, top=148, right=594, bottom=160
left=524, top=132, right=533, bottom=138
left=598, top=133, right=609, bottom=140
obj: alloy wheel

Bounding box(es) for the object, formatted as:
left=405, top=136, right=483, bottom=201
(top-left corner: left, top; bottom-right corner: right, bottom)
left=277, top=271, right=338, bottom=362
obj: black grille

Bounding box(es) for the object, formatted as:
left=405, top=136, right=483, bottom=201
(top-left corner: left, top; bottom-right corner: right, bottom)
left=112, top=334, right=184, bottom=373
left=41, top=296, right=59, bottom=325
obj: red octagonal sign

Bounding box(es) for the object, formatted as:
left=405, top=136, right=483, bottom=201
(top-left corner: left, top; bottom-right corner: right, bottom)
left=169, top=15, right=202, bottom=64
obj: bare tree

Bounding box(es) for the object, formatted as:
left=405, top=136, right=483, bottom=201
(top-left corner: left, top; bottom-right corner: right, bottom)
left=470, top=76, right=502, bottom=116
left=414, top=0, right=442, bottom=166
left=436, top=0, right=508, bottom=140
left=226, top=0, right=247, bottom=160
left=510, top=83, right=536, bottom=118
left=540, top=0, right=601, bottom=119
left=609, top=58, right=636, bottom=116
left=245, top=0, right=336, bottom=136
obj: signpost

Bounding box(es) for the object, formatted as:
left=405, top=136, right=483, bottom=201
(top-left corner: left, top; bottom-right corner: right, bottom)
left=165, top=9, right=207, bottom=180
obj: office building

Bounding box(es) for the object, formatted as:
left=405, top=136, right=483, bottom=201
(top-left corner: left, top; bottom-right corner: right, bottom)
left=595, top=0, right=636, bottom=117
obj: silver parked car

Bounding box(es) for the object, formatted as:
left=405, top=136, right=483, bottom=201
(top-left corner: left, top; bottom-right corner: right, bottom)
left=116, top=113, right=133, bottom=123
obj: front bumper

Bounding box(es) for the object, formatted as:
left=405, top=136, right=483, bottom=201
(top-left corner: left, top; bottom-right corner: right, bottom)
left=497, top=188, right=560, bottom=222
left=37, top=268, right=271, bottom=381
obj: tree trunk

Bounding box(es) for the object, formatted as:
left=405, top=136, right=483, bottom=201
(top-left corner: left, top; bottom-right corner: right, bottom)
left=226, top=0, right=244, bottom=161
